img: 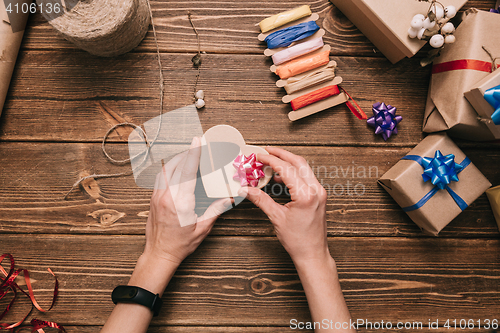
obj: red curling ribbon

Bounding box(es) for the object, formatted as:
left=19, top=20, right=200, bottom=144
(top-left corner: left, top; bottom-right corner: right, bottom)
left=0, top=254, right=64, bottom=332
left=340, top=87, right=367, bottom=120
left=290, top=85, right=340, bottom=111
left=432, top=59, right=500, bottom=74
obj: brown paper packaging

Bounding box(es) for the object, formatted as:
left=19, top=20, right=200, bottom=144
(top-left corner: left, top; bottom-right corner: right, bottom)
left=0, top=1, right=29, bottom=117
left=329, top=0, right=467, bottom=64
left=486, top=185, right=500, bottom=232
left=423, top=10, right=500, bottom=141
left=464, top=69, right=500, bottom=138
left=378, top=133, right=491, bottom=236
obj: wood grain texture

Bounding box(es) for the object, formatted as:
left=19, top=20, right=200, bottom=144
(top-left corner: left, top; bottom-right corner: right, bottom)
left=1, top=235, right=500, bottom=327
left=0, top=142, right=497, bottom=237
left=20, top=0, right=497, bottom=55
left=59, top=327, right=498, bottom=333
left=0, top=50, right=439, bottom=145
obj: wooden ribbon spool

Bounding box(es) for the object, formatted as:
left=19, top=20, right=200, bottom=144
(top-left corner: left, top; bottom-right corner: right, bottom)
left=42, top=0, right=150, bottom=57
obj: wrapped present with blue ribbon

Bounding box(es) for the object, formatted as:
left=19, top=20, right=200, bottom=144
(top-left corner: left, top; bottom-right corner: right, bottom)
left=464, top=68, right=500, bottom=140
left=378, top=134, right=491, bottom=236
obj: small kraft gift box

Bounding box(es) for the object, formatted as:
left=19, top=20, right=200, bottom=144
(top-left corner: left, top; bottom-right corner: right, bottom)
left=464, top=68, right=500, bottom=138
left=378, top=133, right=491, bottom=236
left=486, top=186, right=500, bottom=232
left=329, top=0, right=468, bottom=64
left=423, top=10, right=500, bottom=141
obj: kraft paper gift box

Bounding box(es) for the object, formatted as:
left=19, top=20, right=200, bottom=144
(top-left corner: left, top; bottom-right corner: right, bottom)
left=423, top=10, right=500, bottom=141
left=378, top=133, right=491, bottom=236
left=0, top=0, right=30, bottom=117
left=464, top=69, right=500, bottom=138
left=329, top=0, right=468, bottom=64
left=486, top=186, right=500, bottom=232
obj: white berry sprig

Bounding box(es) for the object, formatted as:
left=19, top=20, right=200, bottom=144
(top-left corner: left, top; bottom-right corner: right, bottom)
left=408, top=1, right=457, bottom=66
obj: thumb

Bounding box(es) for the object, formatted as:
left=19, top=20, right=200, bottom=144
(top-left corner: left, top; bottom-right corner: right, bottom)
left=196, top=198, right=233, bottom=230
left=239, top=187, right=283, bottom=222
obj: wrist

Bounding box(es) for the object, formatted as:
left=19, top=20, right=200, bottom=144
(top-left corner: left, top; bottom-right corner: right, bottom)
left=128, top=253, right=179, bottom=297
left=291, top=247, right=334, bottom=271
left=293, top=253, right=337, bottom=279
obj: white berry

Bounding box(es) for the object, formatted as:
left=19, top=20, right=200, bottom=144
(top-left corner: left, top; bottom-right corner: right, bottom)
left=423, top=17, right=436, bottom=30
left=432, top=6, right=445, bottom=20
left=444, top=34, right=456, bottom=44
left=411, top=17, right=424, bottom=30
left=408, top=27, right=418, bottom=38
left=195, top=98, right=205, bottom=109
left=441, top=22, right=455, bottom=34
left=413, top=14, right=425, bottom=21
left=195, top=90, right=205, bottom=100
left=444, top=5, right=457, bottom=18
left=430, top=34, right=444, bottom=48
left=417, top=28, right=426, bottom=40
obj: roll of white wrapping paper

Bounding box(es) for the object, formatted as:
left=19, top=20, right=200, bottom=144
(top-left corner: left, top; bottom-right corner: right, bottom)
left=271, top=37, right=324, bottom=66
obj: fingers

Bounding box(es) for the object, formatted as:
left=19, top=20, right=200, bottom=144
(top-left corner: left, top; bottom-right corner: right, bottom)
left=178, top=137, right=202, bottom=195
left=264, top=146, right=318, bottom=186
left=162, top=150, right=188, bottom=185
left=257, top=153, right=307, bottom=200
left=195, top=198, right=233, bottom=234
left=239, top=187, right=285, bottom=223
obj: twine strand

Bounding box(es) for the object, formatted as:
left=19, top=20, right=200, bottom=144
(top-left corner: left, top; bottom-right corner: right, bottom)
left=64, top=0, right=164, bottom=199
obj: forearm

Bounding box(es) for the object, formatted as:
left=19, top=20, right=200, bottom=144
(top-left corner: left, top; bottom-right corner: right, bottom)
left=101, top=253, right=179, bottom=333
left=294, top=256, right=355, bottom=332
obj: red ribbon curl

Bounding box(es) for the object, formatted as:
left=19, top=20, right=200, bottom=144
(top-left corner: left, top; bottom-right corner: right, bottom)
left=0, top=254, right=65, bottom=333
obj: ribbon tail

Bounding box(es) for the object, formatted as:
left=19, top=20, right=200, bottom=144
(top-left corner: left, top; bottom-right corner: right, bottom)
left=445, top=186, right=468, bottom=211
left=340, top=87, right=367, bottom=119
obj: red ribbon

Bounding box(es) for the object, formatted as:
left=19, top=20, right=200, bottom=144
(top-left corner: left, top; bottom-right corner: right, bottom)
left=0, top=254, right=65, bottom=332
left=432, top=59, right=500, bottom=74
left=340, top=87, right=367, bottom=120
left=290, top=85, right=340, bottom=111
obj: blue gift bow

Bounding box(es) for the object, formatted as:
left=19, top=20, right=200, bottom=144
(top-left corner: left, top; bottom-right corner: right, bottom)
left=400, top=152, right=471, bottom=212
left=484, top=84, right=500, bottom=125
left=264, top=21, right=320, bottom=49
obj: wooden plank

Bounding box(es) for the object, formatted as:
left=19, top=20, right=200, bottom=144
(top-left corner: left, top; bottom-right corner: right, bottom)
left=19, top=0, right=497, bottom=56
left=59, top=326, right=497, bottom=332
left=0, top=142, right=498, bottom=237
left=2, top=50, right=431, bottom=145
left=1, top=235, right=500, bottom=326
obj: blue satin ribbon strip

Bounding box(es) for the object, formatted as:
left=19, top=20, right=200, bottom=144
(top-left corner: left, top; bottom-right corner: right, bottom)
left=484, top=84, right=500, bottom=125
left=400, top=152, right=470, bottom=212
left=264, top=21, right=320, bottom=49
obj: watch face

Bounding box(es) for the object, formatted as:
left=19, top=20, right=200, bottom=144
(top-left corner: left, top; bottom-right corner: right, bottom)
left=114, top=286, right=138, bottom=299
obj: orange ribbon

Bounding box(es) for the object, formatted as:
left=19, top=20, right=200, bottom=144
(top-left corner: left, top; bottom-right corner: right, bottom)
left=276, top=50, right=330, bottom=80
left=0, top=254, right=64, bottom=332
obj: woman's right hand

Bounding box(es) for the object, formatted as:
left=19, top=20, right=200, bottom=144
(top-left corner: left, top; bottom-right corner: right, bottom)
left=239, top=146, right=331, bottom=267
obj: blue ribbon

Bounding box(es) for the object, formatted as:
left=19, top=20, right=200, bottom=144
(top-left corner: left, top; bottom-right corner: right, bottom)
left=264, top=21, right=320, bottom=49
left=401, top=150, right=470, bottom=212
left=484, top=84, right=500, bottom=125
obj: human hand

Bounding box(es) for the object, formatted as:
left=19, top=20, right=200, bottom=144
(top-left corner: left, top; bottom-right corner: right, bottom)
left=143, top=137, right=232, bottom=266
left=239, top=147, right=330, bottom=267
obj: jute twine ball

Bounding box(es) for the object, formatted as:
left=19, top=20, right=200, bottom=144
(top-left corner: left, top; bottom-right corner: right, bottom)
left=43, top=0, right=151, bottom=57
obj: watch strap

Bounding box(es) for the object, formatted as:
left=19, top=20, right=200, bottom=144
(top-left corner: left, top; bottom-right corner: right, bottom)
left=112, top=285, right=162, bottom=316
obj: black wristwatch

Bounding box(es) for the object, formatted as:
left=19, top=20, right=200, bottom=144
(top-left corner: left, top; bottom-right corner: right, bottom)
left=112, top=285, right=162, bottom=316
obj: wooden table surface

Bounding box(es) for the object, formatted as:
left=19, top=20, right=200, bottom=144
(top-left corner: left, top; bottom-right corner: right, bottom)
left=1, top=1, right=500, bottom=331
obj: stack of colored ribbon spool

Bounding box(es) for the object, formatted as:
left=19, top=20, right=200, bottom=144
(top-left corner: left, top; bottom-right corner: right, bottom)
left=257, top=5, right=366, bottom=121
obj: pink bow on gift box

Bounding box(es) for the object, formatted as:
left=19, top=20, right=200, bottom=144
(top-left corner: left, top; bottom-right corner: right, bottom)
left=233, top=153, right=265, bottom=187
